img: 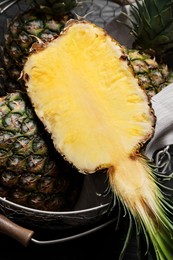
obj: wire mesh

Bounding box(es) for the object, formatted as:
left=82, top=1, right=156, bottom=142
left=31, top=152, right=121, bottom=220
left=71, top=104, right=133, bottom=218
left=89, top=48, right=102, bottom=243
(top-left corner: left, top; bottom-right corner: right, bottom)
left=154, top=145, right=173, bottom=191
left=0, top=0, right=122, bottom=44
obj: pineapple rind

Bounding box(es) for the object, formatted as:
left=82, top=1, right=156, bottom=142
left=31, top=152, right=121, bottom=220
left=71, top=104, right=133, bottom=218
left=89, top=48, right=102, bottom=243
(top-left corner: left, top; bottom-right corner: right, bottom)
left=0, top=92, right=82, bottom=211
left=127, top=49, right=173, bottom=96
left=0, top=1, right=76, bottom=93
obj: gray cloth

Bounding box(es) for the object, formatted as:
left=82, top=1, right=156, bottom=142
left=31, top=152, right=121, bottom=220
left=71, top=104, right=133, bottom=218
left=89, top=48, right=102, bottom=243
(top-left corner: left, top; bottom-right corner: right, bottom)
left=145, top=84, right=173, bottom=159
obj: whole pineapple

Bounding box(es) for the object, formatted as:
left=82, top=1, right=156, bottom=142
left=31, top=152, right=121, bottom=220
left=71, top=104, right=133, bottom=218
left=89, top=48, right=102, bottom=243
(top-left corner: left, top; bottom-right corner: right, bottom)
left=0, top=91, right=83, bottom=211
left=23, top=19, right=173, bottom=259
left=0, top=0, right=77, bottom=93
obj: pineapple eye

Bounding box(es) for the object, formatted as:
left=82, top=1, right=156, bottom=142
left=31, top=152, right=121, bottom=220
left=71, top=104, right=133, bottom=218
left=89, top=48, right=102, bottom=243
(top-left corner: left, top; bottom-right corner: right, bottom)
left=7, top=154, right=25, bottom=169
left=11, top=189, right=29, bottom=205
left=24, top=20, right=44, bottom=36
left=8, top=100, right=26, bottom=113
left=32, top=137, right=48, bottom=154
left=19, top=173, right=41, bottom=191
left=0, top=131, right=14, bottom=149
left=9, top=21, right=20, bottom=37
left=4, top=113, right=22, bottom=131
left=0, top=171, right=19, bottom=187
left=29, top=193, right=46, bottom=210
left=40, top=31, right=55, bottom=41
left=0, top=104, right=10, bottom=118
left=27, top=155, right=46, bottom=173
left=0, top=149, right=8, bottom=165
left=45, top=20, right=63, bottom=32
left=44, top=160, right=57, bottom=176
left=131, top=60, right=148, bottom=74
left=17, top=31, right=33, bottom=49
left=22, top=118, right=37, bottom=135
left=38, top=176, right=55, bottom=194
left=14, top=136, right=32, bottom=154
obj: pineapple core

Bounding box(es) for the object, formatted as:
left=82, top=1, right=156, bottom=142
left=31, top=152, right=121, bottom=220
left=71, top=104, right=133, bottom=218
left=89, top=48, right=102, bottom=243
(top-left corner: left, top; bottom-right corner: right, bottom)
left=24, top=20, right=154, bottom=174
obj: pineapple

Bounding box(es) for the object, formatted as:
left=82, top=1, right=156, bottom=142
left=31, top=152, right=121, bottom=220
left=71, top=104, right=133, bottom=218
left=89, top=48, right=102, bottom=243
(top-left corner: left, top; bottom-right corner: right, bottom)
left=0, top=0, right=77, bottom=93
left=1, top=0, right=172, bottom=98
left=23, top=20, right=173, bottom=259
left=128, top=49, right=173, bottom=96
left=0, top=91, right=83, bottom=211
left=127, top=0, right=173, bottom=67
left=110, top=0, right=173, bottom=96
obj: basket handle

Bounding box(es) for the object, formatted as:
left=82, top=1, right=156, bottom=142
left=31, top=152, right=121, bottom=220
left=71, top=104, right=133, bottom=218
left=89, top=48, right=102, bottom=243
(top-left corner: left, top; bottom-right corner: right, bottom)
left=31, top=217, right=116, bottom=245
left=0, top=213, right=116, bottom=246
left=0, top=214, right=34, bottom=246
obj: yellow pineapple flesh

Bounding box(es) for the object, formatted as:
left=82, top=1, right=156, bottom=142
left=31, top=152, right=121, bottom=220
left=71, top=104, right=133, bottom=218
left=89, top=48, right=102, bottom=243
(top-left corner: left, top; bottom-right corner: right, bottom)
left=23, top=20, right=173, bottom=259
left=23, top=20, right=154, bottom=171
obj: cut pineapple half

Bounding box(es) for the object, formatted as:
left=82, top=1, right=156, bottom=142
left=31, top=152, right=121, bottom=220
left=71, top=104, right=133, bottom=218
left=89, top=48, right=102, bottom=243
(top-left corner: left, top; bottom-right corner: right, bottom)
left=24, top=20, right=173, bottom=260
left=24, top=20, right=154, bottom=172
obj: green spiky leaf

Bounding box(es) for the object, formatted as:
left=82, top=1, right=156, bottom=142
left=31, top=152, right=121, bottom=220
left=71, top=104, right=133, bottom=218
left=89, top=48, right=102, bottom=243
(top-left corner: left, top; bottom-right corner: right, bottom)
left=128, top=0, right=173, bottom=65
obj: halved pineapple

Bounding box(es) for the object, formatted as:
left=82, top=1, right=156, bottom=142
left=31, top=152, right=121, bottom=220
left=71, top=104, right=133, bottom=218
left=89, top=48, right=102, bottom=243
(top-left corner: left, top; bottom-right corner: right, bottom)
left=23, top=20, right=173, bottom=259
left=23, top=20, right=155, bottom=170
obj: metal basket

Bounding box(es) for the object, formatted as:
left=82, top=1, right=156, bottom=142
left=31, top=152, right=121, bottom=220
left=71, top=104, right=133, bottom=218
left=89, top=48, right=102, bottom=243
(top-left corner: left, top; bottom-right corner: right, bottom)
left=0, top=0, right=122, bottom=43
left=0, top=0, right=123, bottom=246
left=0, top=1, right=173, bottom=255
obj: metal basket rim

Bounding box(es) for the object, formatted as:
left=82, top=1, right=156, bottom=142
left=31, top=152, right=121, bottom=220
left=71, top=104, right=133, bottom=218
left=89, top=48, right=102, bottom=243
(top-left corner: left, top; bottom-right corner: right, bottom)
left=0, top=196, right=110, bottom=215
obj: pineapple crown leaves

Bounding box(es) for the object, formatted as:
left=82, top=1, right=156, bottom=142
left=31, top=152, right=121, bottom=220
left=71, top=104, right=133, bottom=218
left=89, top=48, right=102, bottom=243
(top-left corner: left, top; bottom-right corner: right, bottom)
left=127, top=0, right=173, bottom=63
left=26, top=0, right=78, bottom=16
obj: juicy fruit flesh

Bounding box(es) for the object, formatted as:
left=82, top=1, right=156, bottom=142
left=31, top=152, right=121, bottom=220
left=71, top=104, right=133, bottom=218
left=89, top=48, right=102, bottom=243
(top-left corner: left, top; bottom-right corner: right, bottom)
left=24, top=20, right=154, bottom=173
left=24, top=20, right=173, bottom=259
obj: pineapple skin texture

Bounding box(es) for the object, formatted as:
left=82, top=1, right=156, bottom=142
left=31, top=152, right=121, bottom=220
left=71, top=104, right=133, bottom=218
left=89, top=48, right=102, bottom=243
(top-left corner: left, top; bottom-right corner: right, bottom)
left=0, top=92, right=83, bottom=211
left=128, top=49, right=173, bottom=97
left=0, top=8, right=74, bottom=93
